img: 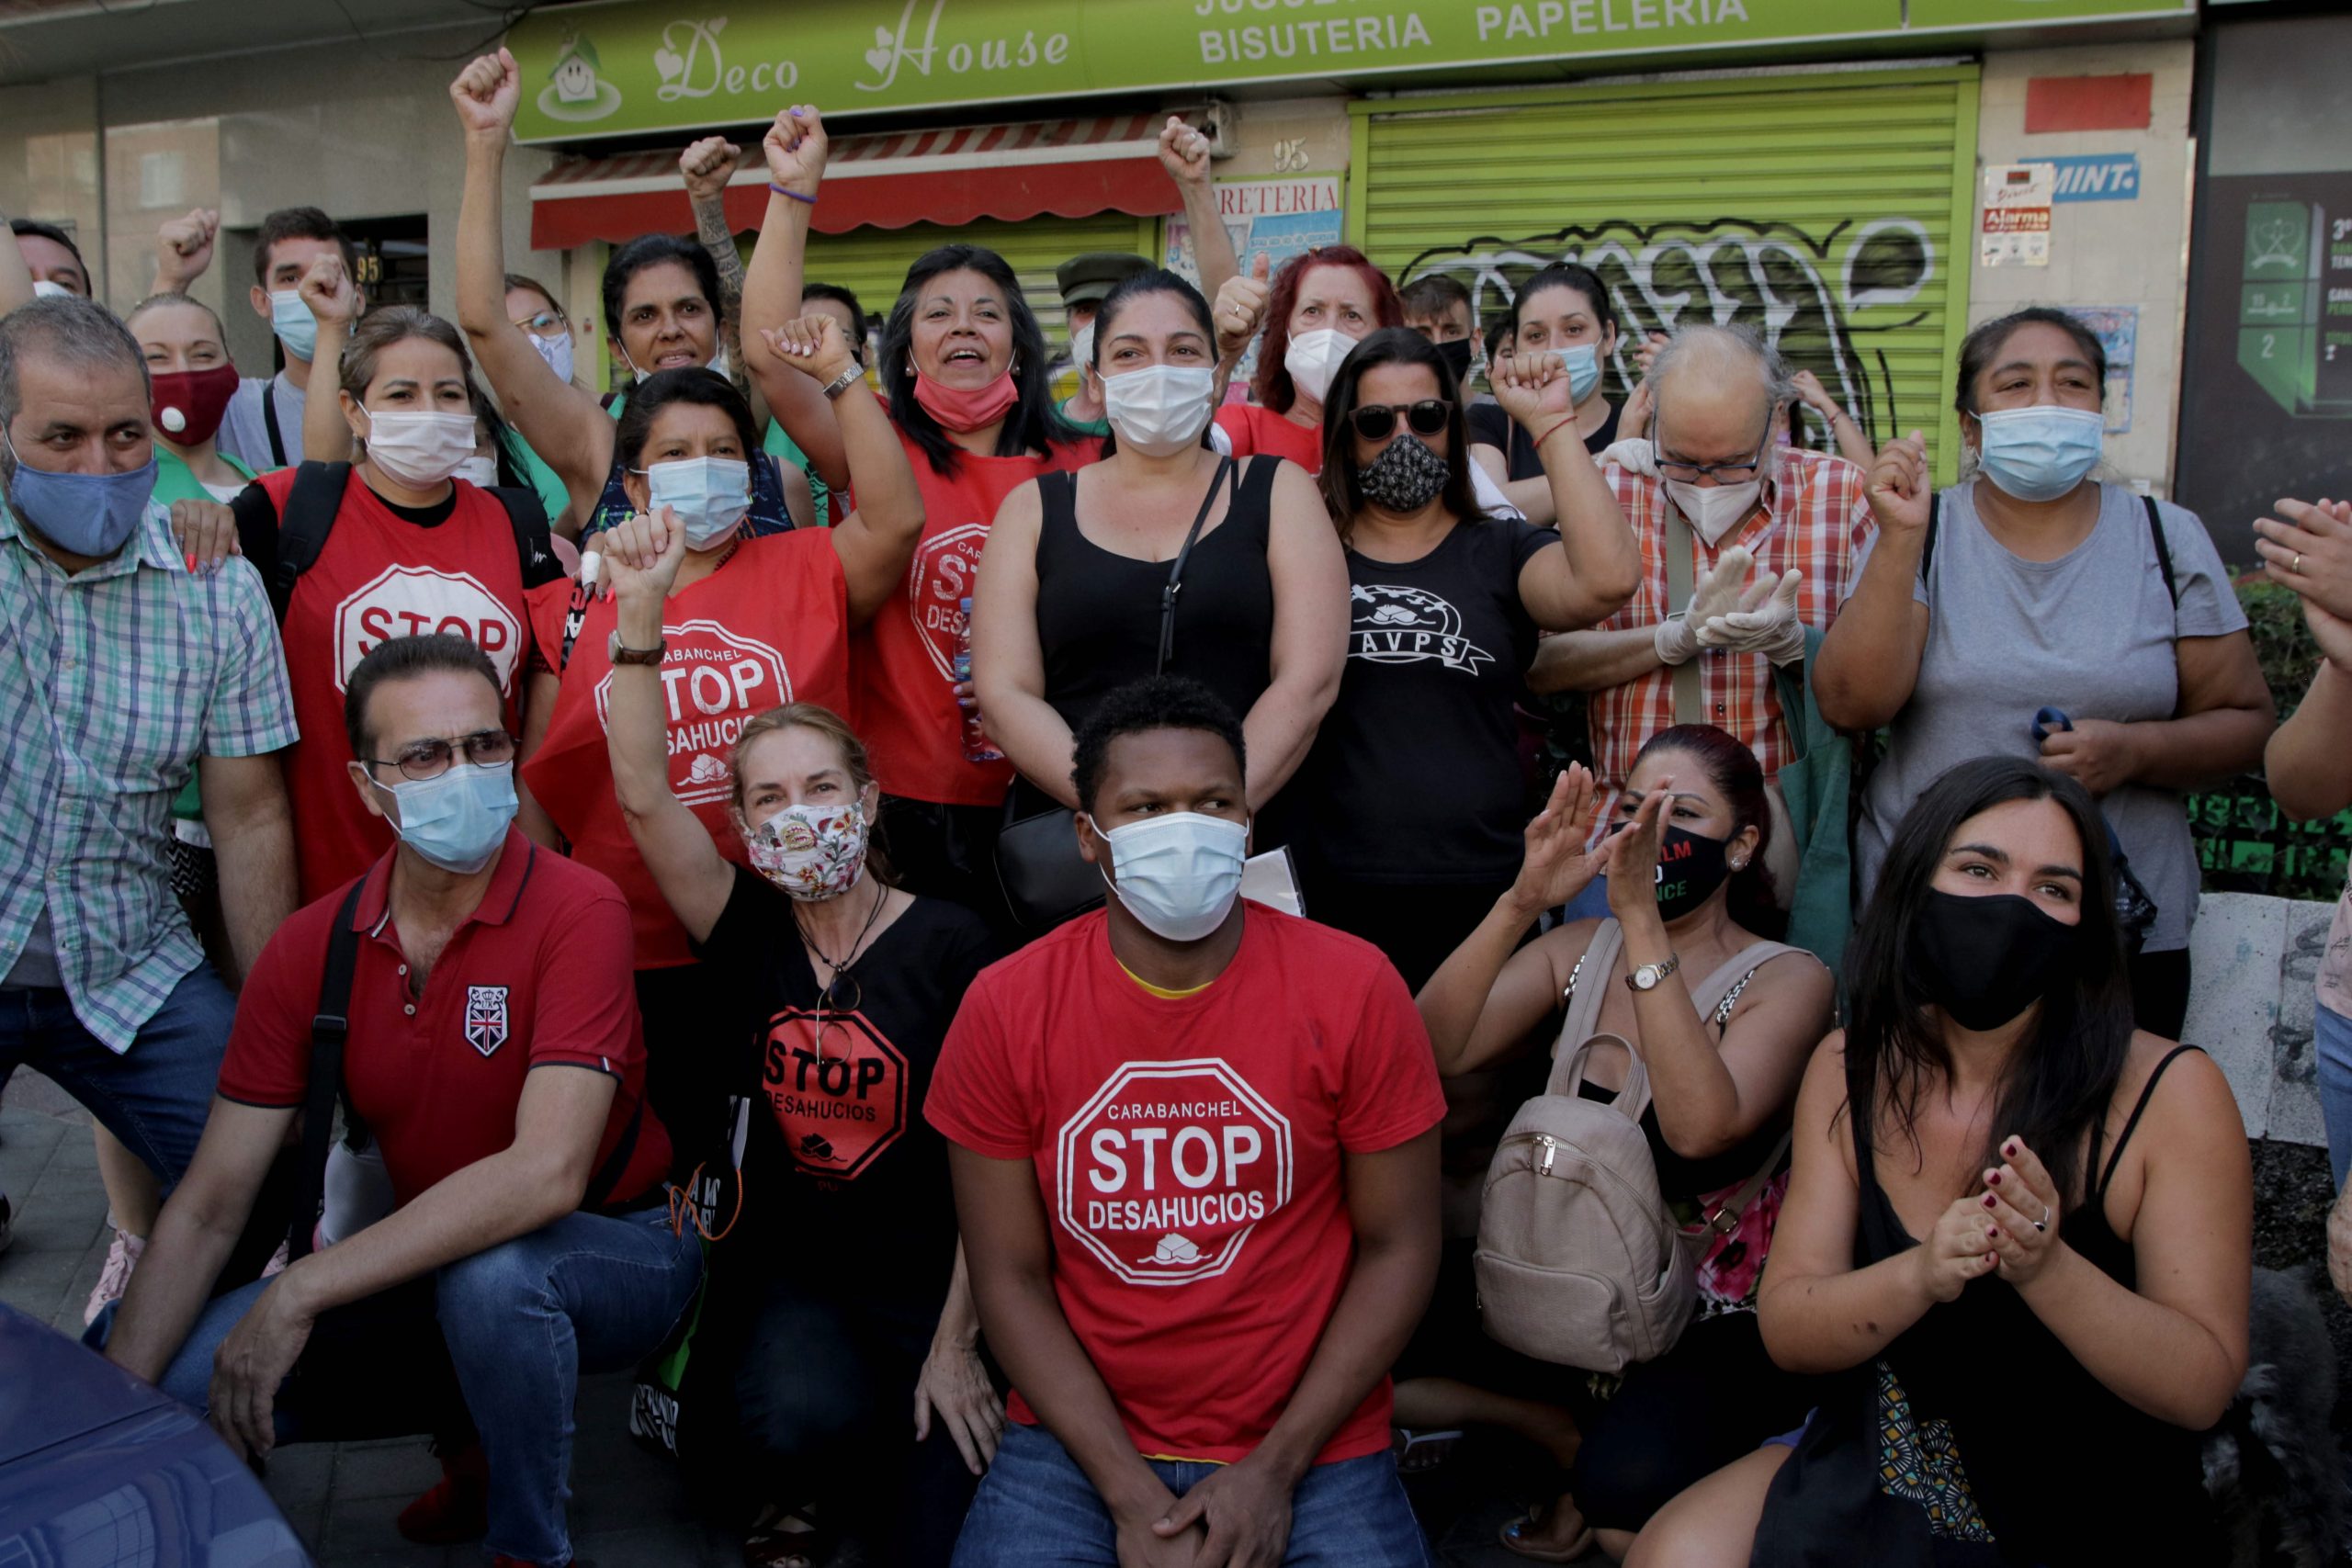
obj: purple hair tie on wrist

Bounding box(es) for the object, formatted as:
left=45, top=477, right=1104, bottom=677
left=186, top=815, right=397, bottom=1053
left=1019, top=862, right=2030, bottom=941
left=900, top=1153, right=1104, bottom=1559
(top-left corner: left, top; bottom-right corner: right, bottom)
left=768, top=183, right=816, bottom=206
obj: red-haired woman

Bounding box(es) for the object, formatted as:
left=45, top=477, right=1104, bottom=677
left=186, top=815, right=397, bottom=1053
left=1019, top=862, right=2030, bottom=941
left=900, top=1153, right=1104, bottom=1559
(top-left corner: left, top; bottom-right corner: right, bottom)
left=1210, top=244, right=1402, bottom=472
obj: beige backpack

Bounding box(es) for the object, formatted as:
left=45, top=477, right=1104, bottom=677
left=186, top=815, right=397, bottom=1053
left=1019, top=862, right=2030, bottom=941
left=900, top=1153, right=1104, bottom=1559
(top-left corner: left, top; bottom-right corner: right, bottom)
left=1474, top=919, right=1795, bottom=1373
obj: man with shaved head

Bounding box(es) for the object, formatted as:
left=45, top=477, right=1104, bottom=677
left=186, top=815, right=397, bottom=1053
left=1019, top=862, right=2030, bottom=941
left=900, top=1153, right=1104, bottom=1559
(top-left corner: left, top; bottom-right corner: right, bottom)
left=1529, top=321, right=1875, bottom=898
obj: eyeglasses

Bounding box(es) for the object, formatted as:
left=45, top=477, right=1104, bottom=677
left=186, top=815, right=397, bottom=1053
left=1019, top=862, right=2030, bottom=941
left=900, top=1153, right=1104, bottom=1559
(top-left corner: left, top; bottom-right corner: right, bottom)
left=511, top=311, right=567, bottom=339
left=1349, top=400, right=1452, bottom=441
left=1655, top=422, right=1774, bottom=486
left=361, top=728, right=516, bottom=782
left=811, top=971, right=862, bottom=1063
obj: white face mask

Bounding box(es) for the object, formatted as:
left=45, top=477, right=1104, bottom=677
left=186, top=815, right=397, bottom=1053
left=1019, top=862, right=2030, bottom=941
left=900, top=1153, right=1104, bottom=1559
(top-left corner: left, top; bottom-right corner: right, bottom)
left=453, top=455, right=502, bottom=489
left=1663, top=475, right=1766, bottom=547
left=1283, top=327, right=1354, bottom=406
left=644, top=456, right=751, bottom=549
left=1102, top=364, right=1216, bottom=457
left=1070, top=320, right=1096, bottom=378
left=532, top=330, right=576, bottom=385
left=30, top=279, right=73, bottom=299
left=363, top=410, right=479, bottom=488
left=1089, top=811, right=1249, bottom=942
left=623, top=344, right=729, bottom=386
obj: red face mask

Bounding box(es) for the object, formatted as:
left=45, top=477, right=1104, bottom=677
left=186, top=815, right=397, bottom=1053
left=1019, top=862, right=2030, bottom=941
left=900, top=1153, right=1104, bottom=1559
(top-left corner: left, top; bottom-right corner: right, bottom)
left=911, top=367, right=1019, bottom=434
left=149, top=365, right=243, bottom=448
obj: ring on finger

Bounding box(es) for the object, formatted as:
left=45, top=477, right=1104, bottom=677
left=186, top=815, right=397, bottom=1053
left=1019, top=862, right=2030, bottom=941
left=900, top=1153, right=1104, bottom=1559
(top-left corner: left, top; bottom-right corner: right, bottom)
left=2033, top=1201, right=2051, bottom=1234
left=2293, top=554, right=2304, bottom=575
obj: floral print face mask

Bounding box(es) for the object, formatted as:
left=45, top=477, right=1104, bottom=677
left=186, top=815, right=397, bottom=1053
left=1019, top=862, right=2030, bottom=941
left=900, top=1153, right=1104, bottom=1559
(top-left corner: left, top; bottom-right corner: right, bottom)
left=744, top=798, right=869, bottom=901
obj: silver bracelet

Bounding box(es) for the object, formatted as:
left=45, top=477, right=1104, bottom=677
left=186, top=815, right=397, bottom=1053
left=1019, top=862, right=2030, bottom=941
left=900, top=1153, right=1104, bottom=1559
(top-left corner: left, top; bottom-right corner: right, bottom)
left=820, top=365, right=863, bottom=400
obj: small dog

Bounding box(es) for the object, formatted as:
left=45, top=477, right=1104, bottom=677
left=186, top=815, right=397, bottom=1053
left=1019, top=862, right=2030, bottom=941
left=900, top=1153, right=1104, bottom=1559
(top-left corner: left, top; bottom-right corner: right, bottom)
left=2203, top=1266, right=2347, bottom=1567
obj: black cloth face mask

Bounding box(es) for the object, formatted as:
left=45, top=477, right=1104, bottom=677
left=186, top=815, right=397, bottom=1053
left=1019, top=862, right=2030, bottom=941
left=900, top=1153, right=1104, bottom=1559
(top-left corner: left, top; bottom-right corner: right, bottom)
left=1654, top=826, right=1731, bottom=921
left=1909, top=889, right=2081, bottom=1031
left=1355, top=430, right=1451, bottom=513
left=1431, top=336, right=1475, bottom=386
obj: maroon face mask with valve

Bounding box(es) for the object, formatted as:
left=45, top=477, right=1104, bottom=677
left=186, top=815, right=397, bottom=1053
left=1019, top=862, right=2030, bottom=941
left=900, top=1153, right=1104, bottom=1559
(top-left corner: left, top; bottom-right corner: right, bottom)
left=149, top=365, right=242, bottom=448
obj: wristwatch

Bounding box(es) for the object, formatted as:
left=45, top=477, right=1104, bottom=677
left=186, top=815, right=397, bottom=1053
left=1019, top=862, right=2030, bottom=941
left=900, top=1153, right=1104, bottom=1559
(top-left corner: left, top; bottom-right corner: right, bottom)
left=1625, top=953, right=1682, bottom=992
left=607, top=630, right=665, bottom=667
left=819, top=364, right=863, bottom=400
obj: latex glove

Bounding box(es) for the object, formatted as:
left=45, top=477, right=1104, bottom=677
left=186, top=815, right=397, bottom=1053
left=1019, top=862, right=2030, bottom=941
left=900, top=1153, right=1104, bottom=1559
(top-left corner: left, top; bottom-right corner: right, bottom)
left=1597, top=436, right=1657, bottom=478
left=1654, top=546, right=1753, bottom=667
left=1697, top=569, right=1806, bottom=666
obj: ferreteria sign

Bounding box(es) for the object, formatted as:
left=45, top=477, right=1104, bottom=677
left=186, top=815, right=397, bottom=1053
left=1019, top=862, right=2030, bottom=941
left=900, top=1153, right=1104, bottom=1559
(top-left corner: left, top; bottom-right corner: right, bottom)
left=505, top=0, right=2191, bottom=144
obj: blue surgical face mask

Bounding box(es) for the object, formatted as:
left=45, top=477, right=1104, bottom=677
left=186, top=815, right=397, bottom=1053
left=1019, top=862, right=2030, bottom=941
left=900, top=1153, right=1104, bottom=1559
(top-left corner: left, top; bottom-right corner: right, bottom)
left=269, top=290, right=319, bottom=362
left=1556, top=342, right=1602, bottom=404
left=371, top=761, right=517, bottom=874
left=4, top=433, right=157, bottom=558
left=1088, top=811, right=1249, bottom=942
left=641, top=456, right=751, bottom=549
left=1974, top=405, right=2104, bottom=503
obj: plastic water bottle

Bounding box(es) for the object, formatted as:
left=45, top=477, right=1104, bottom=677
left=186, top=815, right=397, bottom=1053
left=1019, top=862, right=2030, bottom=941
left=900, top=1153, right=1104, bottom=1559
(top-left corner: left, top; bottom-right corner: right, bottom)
left=955, top=596, right=1002, bottom=763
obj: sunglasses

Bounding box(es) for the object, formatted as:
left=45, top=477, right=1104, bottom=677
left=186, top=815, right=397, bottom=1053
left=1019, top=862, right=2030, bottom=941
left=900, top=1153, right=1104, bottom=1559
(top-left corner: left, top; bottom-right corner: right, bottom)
left=1349, top=399, right=1452, bottom=441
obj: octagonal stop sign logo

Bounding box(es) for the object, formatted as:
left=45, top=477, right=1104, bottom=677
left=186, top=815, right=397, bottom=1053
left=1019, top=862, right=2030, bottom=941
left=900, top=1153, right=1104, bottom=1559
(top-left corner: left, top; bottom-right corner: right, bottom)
left=758, top=1008, right=909, bottom=1181
left=1056, top=1058, right=1294, bottom=1288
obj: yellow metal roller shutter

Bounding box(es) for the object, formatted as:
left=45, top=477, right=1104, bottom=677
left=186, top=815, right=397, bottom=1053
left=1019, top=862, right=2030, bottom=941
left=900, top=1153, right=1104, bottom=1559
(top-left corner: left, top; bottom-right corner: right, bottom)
left=1351, top=67, right=1978, bottom=479
left=797, top=213, right=1159, bottom=358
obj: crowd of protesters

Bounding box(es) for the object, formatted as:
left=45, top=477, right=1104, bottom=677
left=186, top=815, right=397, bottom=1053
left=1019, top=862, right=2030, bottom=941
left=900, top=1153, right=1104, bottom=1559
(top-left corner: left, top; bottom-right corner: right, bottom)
left=6, top=40, right=2344, bottom=1568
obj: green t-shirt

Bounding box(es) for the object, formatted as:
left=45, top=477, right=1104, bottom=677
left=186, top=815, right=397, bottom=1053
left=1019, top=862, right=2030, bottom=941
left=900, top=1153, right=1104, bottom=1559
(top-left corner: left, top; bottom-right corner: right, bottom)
left=506, top=433, right=573, bottom=534
left=154, top=446, right=262, bottom=830
left=1056, top=394, right=1111, bottom=439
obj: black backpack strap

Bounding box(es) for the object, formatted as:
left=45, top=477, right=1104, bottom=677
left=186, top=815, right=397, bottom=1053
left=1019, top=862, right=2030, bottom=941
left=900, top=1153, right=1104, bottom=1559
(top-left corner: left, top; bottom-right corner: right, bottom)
left=290, top=879, right=368, bottom=1261
left=1920, top=490, right=1939, bottom=588
left=487, top=484, right=562, bottom=590
left=2142, top=493, right=2179, bottom=611
left=269, top=461, right=355, bottom=626
left=262, top=378, right=289, bottom=470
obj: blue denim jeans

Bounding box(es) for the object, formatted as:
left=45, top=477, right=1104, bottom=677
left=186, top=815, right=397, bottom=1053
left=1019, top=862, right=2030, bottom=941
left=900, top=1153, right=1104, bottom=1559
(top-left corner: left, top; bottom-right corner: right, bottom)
left=134, top=1205, right=700, bottom=1566
left=0, top=965, right=233, bottom=1192
left=2315, top=1000, right=2352, bottom=1189
left=952, top=1421, right=1431, bottom=1567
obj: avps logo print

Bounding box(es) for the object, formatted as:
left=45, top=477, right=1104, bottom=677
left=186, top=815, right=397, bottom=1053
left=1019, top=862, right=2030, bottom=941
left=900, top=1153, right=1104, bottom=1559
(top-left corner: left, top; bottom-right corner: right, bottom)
left=1349, top=584, right=1494, bottom=674
left=1057, top=1059, right=1294, bottom=1289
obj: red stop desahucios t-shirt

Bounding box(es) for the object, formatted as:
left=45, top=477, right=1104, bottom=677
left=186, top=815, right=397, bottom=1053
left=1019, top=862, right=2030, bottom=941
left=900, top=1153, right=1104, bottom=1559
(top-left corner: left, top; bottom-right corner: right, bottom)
left=256, top=468, right=537, bottom=902
left=523, top=530, right=850, bottom=970
left=924, top=903, right=1446, bottom=1466
left=854, top=426, right=1093, bottom=808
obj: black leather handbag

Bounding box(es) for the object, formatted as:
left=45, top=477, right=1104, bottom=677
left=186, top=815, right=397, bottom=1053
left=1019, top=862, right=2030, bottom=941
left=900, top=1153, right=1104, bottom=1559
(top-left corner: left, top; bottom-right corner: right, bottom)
left=994, top=458, right=1235, bottom=931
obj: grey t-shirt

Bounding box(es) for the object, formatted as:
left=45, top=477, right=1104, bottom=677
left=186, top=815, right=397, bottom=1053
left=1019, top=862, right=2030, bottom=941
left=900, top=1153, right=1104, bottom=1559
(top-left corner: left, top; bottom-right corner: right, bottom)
left=1853, top=480, right=2246, bottom=953
left=217, top=370, right=306, bottom=472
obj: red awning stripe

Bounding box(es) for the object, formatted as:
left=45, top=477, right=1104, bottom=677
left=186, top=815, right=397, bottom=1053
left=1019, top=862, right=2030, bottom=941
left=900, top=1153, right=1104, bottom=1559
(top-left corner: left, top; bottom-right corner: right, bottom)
left=529, top=111, right=1181, bottom=247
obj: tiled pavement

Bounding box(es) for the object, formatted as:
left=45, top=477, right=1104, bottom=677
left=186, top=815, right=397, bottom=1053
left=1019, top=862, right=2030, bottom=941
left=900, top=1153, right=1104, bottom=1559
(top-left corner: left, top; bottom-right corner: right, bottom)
left=1, top=1078, right=1554, bottom=1565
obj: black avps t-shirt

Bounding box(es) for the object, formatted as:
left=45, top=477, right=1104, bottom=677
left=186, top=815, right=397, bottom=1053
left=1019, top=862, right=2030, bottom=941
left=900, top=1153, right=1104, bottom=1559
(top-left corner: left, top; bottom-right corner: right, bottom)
left=694, top=869, right=993, bottom=1306
left=1292, top=516, right=1555, bottom=885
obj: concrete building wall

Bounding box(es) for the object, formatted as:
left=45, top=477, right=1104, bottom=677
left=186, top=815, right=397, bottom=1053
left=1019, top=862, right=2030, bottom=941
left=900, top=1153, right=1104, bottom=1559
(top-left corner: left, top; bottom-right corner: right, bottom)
left=1971, top=38, right=2197, bottom=495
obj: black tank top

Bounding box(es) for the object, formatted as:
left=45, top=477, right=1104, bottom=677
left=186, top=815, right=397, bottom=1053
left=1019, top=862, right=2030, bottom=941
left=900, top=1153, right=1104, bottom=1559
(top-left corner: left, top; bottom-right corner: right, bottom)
left=1034, top=455, right=1279, bottom=734
left=1774, top=1043, right=2219, bottom=1565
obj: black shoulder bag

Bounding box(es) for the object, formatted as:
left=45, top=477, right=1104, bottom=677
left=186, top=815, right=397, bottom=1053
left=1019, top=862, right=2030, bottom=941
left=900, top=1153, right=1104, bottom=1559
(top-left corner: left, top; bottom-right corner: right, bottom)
left=993, top=458, right=1237, bottom=931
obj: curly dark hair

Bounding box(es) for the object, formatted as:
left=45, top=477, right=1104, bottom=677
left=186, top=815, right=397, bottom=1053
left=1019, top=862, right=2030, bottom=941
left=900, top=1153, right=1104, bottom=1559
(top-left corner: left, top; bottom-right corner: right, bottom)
left=1070, top=675, right=1247, bottom=817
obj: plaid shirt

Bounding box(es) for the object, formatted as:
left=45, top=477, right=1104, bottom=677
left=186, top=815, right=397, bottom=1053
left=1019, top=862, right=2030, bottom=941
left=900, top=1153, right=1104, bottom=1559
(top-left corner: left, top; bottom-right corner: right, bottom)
left=1588, top=448, right=1874, bottom=818
left=0, top=500, right=298, bottom=1052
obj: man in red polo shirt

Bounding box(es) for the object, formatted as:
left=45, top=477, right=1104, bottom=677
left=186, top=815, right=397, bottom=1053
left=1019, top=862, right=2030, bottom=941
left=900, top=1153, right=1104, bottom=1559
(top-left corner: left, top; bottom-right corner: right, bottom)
left=103, top=634, right=695, bottom=1568
left=928, top=675, right=1446, bottom=1566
